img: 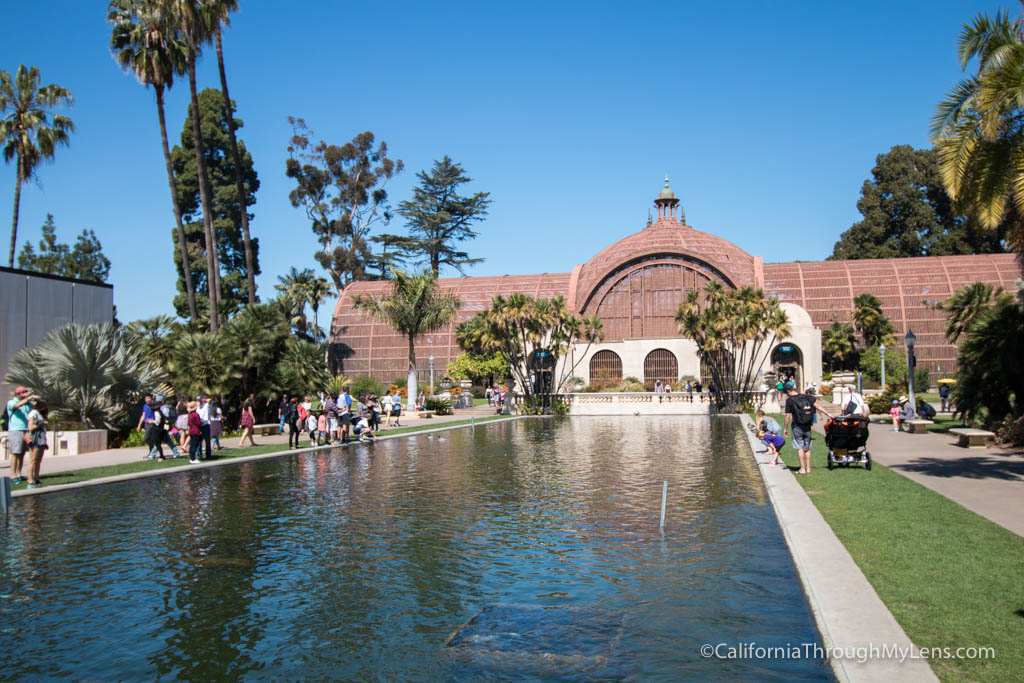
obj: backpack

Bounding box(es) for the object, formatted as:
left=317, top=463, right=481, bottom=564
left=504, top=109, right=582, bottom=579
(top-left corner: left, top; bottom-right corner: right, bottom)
left=298, top=404, right=308, bottom=422
left=788, top=393, right=815, bottom=427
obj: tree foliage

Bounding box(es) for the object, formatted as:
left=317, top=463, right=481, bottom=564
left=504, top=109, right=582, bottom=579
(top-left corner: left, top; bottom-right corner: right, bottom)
left=830, top=146, right=1005, bottom=260
left=286, top=118, right=403, bottom=290
left=942, top=281, right=1012, bottom=343
left=858, top=345, right=929, bottom=393
left=951, top=294, right=1024, bottom=425
left=675, top=283, right=790, bottom=411
left=931, top=8, right=1024, bottom=260
left=822, top=321, right=857, bottom=371
left=393, top=156, right=491, bottom=276
left=463, top=294, right=603, bottom=409
left=353, top=269, right=460, bottom=409
left=171, top=87, right=260, bottom=319
left=852, top=292, right=895, bottom=347
left=445, top=351, right=508, bottom=384
left=17, top=213, right=111, bottom=283
left=4, top=322, right=166, bottom=429
left=0, top=64, right=74, bottom=267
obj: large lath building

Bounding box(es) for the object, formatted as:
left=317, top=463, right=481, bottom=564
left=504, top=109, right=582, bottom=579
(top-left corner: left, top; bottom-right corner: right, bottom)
left=330, top=180, right=1020, bottom=389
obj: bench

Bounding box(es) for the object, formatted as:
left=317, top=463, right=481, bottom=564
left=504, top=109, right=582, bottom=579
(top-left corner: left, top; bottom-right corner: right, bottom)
left=417, top=410, right=435, bottom=419
left=253, top=423, right=278, bottom=436
left=904, top=419, right=934, bottom=434
left=949, top=428, right=994, bottom=448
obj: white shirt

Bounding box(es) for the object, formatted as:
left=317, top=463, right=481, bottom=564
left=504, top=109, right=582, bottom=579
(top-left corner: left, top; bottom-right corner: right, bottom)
left=197, top=401, right=211, bottom=425
left=382, top=395, right=394, bottom=409
left=846, top=392, right=868, bottom=417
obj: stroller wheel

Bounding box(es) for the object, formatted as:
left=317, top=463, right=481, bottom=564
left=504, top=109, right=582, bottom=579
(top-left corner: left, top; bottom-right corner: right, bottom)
left=865, top=452, right=872, bottom=471
left=827, top=452, right=835, bottom=470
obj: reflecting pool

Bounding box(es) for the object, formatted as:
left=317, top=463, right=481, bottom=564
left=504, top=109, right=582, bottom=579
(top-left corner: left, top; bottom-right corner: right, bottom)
left=0, top=417, right=830, bottom=680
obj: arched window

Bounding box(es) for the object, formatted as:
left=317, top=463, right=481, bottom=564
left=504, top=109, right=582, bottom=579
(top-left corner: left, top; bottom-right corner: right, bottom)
left=644, top=348, right=678, bottom=387
left=589, top=350, right=623, bottom=383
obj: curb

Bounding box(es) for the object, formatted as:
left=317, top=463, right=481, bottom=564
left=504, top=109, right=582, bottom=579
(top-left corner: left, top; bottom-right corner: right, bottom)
left=11, top=415, right=524, bottom=498
left=741, top=415, right=937, bottom=683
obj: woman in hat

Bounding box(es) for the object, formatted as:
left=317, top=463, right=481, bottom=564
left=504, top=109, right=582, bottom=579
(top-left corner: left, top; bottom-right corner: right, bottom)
left=25, top=398, right=49, bottom=488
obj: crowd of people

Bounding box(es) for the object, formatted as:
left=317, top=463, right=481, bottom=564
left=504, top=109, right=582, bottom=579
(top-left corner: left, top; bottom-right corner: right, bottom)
left=277, top=387, right=412, bottom=448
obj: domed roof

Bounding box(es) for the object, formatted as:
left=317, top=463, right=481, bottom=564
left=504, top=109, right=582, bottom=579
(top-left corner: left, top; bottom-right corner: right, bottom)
left=573, top=217, right=756, bottom=312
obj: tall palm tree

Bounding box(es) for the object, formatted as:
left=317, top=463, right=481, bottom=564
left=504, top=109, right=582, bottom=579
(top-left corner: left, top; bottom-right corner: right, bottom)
left=108, top=0, right=198, bottom=321
left=275, top=266, right=315, bottom=336
left=0, top=65, right=74, bottom=267
left=304, top=275, right=333, bottom=341
left=204, top=0, right=256, bottom=305
left=931, top=8, right=1024, bottom=256
left=354, top=269, right=460, bottom=410
left=943, top=281, right=1011, bottom=342
left=171, top=0, right=222, bottom=330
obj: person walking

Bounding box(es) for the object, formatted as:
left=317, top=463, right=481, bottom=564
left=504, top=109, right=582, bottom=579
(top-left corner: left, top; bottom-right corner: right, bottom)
left=391, top=391, right=403, bottom=427
left=25, top=398, right=49, bottom=488
left=783, top=384, right=831, bottom=475
left=485, top=385, right=493, bottom=406
left=175, top=398, right=190, bottom=451
left=197, top=396, right=213, bottom=460
left=187, top=401, right=203, bottom=463
left=338, top=388, right=353, bottom=441
left=278, top=394, right=288, bottom=434
left=939, top=383, right=950, bottom=413
left=156, top=396, right=184, bottom=458
left=6, top=386, right=36, bottom=485
left=237, top=394, right=257, bottom=448
left=324, top=394, right=338, bottom=443
left=136, top=393, right=161, bottom=461
left=382, top=390, right=395, bottom=428
left=286, top=396, right=301, bottom=449
left=147, top=397, right=168, bottom=461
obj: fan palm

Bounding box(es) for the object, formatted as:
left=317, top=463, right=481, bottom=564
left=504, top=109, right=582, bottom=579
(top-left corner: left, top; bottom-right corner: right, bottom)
left=943, top=281, right=1012, bottom=342
left=203, top=0, right=256, bottom=305
left=170, top=330, right=239, bottom=398
left=4, top=322, right=166, bottom=428
left=125, top=313, right=180, bottom=370
left=108, top=0, right=198, bottom=321
left=852, top=292, right=895, bottom=347
left=354, top=269, right=460, bottom=410
left=275, top=338, right=330, bottom=395
left=0, top=65, right=74, bottom=267
left=275, top=266, right=316, bottom=336
left=222, top=302, right=290, bottom=399
left=931, top=8, right=1024, bottom=255
left=822, top=321, right=857, bottom=371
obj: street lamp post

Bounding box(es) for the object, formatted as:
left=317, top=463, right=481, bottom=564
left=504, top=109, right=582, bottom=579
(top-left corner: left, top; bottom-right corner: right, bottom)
left=905, top=329, right=916, bottom=414
left=429, top=356, right=435, bottom=396
left=879, top=344, right=886, bottom=392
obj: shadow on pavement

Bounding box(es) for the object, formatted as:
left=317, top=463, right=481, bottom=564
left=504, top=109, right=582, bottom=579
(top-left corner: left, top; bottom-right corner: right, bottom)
left=891, top=455, right=1024, bottom=481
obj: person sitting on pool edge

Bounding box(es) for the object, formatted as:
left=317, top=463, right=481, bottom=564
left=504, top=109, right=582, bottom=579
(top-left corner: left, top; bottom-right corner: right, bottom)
left=754, top=409, right=786, bottom=466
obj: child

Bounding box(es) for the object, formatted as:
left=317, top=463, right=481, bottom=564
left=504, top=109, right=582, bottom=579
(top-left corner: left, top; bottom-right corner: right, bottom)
left=352, top=412, right=376, bottom=442
left=306, top=409, right=318, bottom=446
left=890, top=399, right=902, bottom=431
left=317, top=411, right=327, bottom=446
left=754, top=409, right=786, bottom=466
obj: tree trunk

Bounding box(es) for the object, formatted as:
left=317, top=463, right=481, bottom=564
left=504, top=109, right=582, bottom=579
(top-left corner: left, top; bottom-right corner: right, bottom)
left=8, top=161, right=22, bottom=267
left=214, top=24, right=257, bottom=306
left=407, top=336, right=418, bottom=411
left=156, top=85, right=198, bottom=322
left=187, top=56, right=221, bottom=331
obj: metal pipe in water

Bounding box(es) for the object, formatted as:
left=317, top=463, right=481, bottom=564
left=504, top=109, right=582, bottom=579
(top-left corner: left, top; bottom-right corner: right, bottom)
left=659, top=480, right=667, bottom=528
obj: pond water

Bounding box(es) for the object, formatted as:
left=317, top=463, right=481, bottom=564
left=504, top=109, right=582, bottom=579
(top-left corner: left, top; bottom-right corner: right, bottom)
left=0, top=417, right=830, bottom=680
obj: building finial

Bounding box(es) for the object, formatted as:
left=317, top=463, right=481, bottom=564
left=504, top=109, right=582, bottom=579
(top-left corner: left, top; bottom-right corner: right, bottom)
left=647, top=208, right=652, bottom=226
left=664, top=171, right=670, bottom=188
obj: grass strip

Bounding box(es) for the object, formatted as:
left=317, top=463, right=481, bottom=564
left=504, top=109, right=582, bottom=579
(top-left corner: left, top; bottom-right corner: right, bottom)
left=15, top=415, right=513, bottom=490
left=765, top=415, right=1024, bottom=682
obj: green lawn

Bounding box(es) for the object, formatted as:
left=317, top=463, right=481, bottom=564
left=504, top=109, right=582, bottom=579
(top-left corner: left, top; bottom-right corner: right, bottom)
left=15, top=415, right=514, bottom=490
left=769, top=418, right=1024, bottom=681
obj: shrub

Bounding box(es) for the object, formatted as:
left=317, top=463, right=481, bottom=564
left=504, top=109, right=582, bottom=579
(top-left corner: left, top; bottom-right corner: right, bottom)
left=996, top=415, right=1024, bottom=445
left=471, top=386, right=485, bottom=399
left=867, top=389, right=901, bottom=415
left=424, top=397, right=452, bottom=415
left=391, top=377, right=407, bottom=388
left=450, top=385, right=463, bottom=395
left=611, top=379, right=645, bottom=392
left=350, top=375, right=385, bottom=399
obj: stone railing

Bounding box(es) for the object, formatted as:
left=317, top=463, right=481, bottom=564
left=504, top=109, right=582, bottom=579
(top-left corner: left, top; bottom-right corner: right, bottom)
left=501, top=391, right=782, bottom=415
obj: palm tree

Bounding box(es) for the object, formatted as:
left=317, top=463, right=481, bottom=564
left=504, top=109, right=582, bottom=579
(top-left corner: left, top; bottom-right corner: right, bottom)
left=108, top=0, right=198, bottom=321
left=125, top=313, right=180, bottom=370
left=852, top=292, right=895, bottom=347
left=0, top=65, right=74, bottom=267
left=204, top=0, right=256, bottom=305
left=354, top=269, right=460, bottom=410
left=304, top=275, right=333, bottom=342
left=170, top=330, right=239, bottom=398
left=822, top=321, right=857, bottom=371
left=943, top=281, right=1012, bottom=342
left=4, top=322, right=166, bottom=429
left=170, top=0, right=222, bottom=330
left=931, top=8, right=1024, bottom=255
left=275, top=266, right=315, bottom=337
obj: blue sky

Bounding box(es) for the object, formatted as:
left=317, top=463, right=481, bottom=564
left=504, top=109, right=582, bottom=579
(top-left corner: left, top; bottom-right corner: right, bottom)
left=0, top=0, right=1006, bottom=326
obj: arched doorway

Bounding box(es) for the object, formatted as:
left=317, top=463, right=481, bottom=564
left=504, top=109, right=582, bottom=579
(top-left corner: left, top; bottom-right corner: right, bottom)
left=644, top=348, right=678, bottom=389
left=589, top=350, right=623, bottom=385
left=771, top=343, right=803, bottom=390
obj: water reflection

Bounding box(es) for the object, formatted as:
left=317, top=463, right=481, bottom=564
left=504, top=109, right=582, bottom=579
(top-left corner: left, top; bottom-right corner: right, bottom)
left=0, top=417, right=829, bottom=680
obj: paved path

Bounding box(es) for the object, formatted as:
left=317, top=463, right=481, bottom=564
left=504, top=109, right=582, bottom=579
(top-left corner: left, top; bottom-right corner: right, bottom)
left=1, top=404, right=501, bottom=477
left=827, top=417, right=1024, bottom=537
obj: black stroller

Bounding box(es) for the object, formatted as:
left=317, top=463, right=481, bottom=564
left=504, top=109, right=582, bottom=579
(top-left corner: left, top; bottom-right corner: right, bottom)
left=824, top=414, right=871, bottom=471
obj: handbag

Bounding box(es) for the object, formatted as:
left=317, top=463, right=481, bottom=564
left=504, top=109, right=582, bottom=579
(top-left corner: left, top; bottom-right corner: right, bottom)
left=30, top=428, right=48, bottom=449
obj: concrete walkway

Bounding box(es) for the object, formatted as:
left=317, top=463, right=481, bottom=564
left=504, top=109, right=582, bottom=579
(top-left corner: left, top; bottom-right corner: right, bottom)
left=1, top=404, right=501, bottom=478
left=857, top=418, right=1024, bottom=537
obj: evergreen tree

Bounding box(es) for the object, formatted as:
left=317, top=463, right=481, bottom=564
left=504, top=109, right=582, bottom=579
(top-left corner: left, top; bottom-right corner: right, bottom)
left=171, top=87, right=260, bottom=319
left=852, top=292, right=895, bottom=347
left=395, top=156, right=491, bottom=277
left=830, top=146, right=1005, bottom=260
left=17, top=213, right=110, bottom=283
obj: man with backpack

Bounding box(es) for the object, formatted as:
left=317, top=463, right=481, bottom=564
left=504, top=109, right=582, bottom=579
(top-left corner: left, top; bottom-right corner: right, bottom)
left=783, top=385, right=832, bottom=475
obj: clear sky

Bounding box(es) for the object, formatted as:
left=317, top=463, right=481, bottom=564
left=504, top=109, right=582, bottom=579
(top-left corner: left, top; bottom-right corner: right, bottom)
left=0, top=0, right=1006, bottom=326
